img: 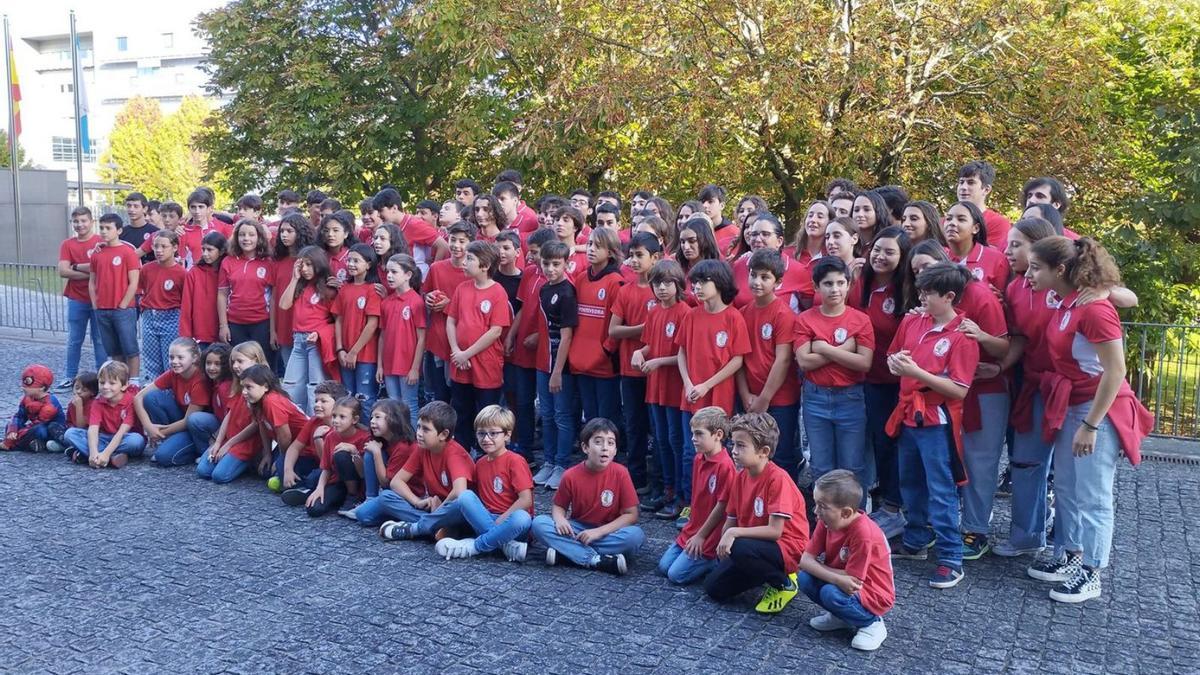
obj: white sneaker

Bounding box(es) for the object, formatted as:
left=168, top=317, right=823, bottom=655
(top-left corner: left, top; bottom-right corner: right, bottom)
left=851, top=620, right=888, bottom=651
left=546, top=465, right=566, bottom=490
left=545, top=547, right=558, bottom=566
left=336, top=504, right=359, bottom=520
left=46, top=440, right=65, bottom=453
left=992, top=540, right=1044, bottom=557
left=503, top=540, right=528, bottom=562
left=435, top=537, right=462, bottom=560
left=869, top=509, right=907, bottom=539
left=808, top=612, right=849, bottom=632
left=532, top=463, right=556, bottom=486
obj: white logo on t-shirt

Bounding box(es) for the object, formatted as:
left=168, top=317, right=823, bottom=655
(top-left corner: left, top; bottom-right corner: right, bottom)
left=256, top=267, right=267, bottom=279
left=1060, top=310, right=1072, bottom=331
left=492, top=476, right=504, bottom=494
left=402, top=306, right=412, bottom=320
left=839, top=545, right=850, bottom=563
left=440, top=470, right=449, bottom=487
left=834, top=327, right=848, bottom=344
left=934, top=337, right=951, bottom=357
left=600, top=489, right=614, bottom=507
left=753, top=496, right=764, bottom=517
left=666, top=322, right=676, bottom=338
left=111, top=256, right=122, bottom=266
left=761, top=323, right=774, bottom=340
left=707, top=474, right=717, bottom=494
left=715, top=330, right=729, bottom=348
left=1047, top=290, right=1061, bottom=308
left=309, top=292, right=319, bottom=304
left=164, top=280, right=174, bottom=291
left=882, top=297, right=895, bottom=314
left=972, top=267, right=985, bottom=281
left=550, top=293, right=559, bottom=305
left=337, top=269, right=347, bottom=280
left=567, top=261, right=577, bottom=273
left=183, top=393, right=190, bottom=405
left=646, top=299, right=656, bottom=310
left=481, top=300, right=492, bottom=314
left=597, top=288, right=607, bottom=301
left=356, top=296, right=366, bottom=310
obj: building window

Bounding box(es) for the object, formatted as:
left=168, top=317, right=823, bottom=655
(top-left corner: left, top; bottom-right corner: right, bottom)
left=59, top=83, right=74, bottom=93
left=162, top=33, right=174, bottom=49
left=137, top=66, right=158, bottom=77
left=116, top=36, right=128, bottom=51
left=51, top=136, right=97, bottom=163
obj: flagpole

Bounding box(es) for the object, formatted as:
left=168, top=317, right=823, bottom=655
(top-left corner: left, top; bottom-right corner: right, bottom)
left=4, top=15, right=21, bottom=261
left=70, top=10, right=83, bottom=208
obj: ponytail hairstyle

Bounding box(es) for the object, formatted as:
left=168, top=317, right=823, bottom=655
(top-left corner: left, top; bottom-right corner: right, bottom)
left=371, top=399, right=415, bottom=444
left=1022, top=202, right=1065, bottom=235
left=1029, top=236, right=1121, bottom=291
left=347, top=242, right=379, bottom=282
left=240, top=364, right=287, bottom=414
left=1012, top=216, right=1057, bottom=245
left=949, top=200, right=989, bottom=247
left=294, top=245, right=334, bottom=300
left=333, top=395, right=366, bottom=429
left=199, top=231, right=228, bottom=268
left=859, top=226, right=912, bottom=318
left=901, top=200, right=947, bottom=246
left=387, top=253, right=423, bottom=293
left=793, top=200, right=832, bottom=259
left=274, top=211, right=317, bottom=259
left=169, top=336, right=202, bottom=367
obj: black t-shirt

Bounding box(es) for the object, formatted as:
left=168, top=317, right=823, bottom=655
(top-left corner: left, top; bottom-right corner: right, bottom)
left=539, top=278, right=578, bottom=355
left=496, top=270, right=523, bottom=316
left=119, top=223, right=159, bottom=259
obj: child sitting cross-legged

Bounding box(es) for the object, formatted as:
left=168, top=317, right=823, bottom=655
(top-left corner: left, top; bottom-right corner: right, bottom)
left=530, top=418, right=646, bottom=575
left=434, top=405, right=535, bottom=563
left=703, top=412, right=809, bottom=613
left=799, top=470, right=895, bottom=652
left=47, top=372, right=98, bottom=454
left=64, top=360, right=146, bottom=468
left=2, top=365, right=65, bottom=453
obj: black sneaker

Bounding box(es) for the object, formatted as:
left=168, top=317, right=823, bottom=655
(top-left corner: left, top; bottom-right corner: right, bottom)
left=27, top=439, right=47, bottom=454
left=654, top=500, right=682, bottom=520
left=281, top=487, right=311, bottom=507
left=635, top=483, right=653, bottom=496
left=1049, top=565, right=1101, bottom=603
left=996, top=466, right=1012, bottom=497
left=961, top=533, right=990, bottom=560
left=929, top=564, right=964, bottom=589
left=1027, top=551, right=1082, bottom=583
left=890, top=544, right=928, bottom=561
left=639, top=493, right=667, bottom=512
left=379, top=520, right=415, bottom=541
left=595, top=554, right=628, bottom=576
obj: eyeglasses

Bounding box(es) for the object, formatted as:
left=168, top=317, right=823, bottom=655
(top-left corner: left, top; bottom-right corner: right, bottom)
left=475, top=430, right=506, bottom=439
left=747, top=230, right=774, bottom=239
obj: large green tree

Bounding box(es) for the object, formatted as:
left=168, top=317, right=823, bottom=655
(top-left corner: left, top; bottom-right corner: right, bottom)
left=0, top=129, right=31, bottom=168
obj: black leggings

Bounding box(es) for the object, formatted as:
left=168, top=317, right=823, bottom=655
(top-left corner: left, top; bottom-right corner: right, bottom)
left=229, top=321, right=274, bottom=364
left=450, top=383, right=502, bottom=452
left=703, top=537, right=789, bottom=602
left=305, top=482, right=348, bottom=518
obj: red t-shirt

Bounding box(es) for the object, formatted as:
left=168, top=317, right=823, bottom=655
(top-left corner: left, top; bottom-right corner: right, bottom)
left=319, top=426, right=371, bottom=483
left=511, top=264, right=546, bottom=370
left=59, top=235, right=102, bottom=303
left=956, top=279, right=1009, bottom=396
left=951, top=242, right=1011, bottom=294
left=180, top=264, right=220, bottom=343
left=400, top=440, right=475, bottom=500
left=567, top=266, right=624, bottom=378
left=888, top=313, right=980, bottom=427
left=564, top=251, right=589, bottom=279
left=713, top=221, right=741, bottom=259
left=474, top=450, right=536, bottom=515
left=642, top=301, right=689, bottom=407
left=223, top=394, right=262, bottom=461
left=67, top=397, right=89, bottom=429
left=794, top=305, right=875, bottom=387
left=272, top=255, right=296, bottom=348
left=423, top=259, right=469, bottom=360
left=293, top=415, right=329, bottom=460
left=446, top=281, right=512, bottom=388
left=397, top=214, right=442, bottom=272
left=740, top=297, right=800, bottom=407
left=849, top=279, right=904, bottom=384
left=1005, top=278, right=1057, bottom=376
left=384, top=439, right=420, bottom=485
left=983, top=209, right=1011, bottom=250
left=611, top=281, right=656, bottom=378
left=552, top=461, right=639, bottom=528
left=88, top=389, right=139, bottom=435
left=332, top=282, right=382, bottom=363
left=256, top=390, right=309, bottom=440
left=726, top=461, right=810, bottom=574
left=91, top=242, right=142, bottom=309
left=1044, top=292, right=1124, bottom=398
left=675, top=449, right=736, bottom=558
left=731, top=253, right=813, bottom=310
left=512, top=202, right=539, bottom=233
left=327, top=247, right=350, bottom=283
left=153, top=368, right=212, bottom=410
left=138, top=261, right=186, bottom=310
left=674, top=305, right=752, bottom=413
left=378, top=289, right=426, bottom=376
left=805, top=514, right=896, bottom=616
left=211, top=380, right=234, bottom=421
left=291, top=284, right=335, bottom=333
left=218, top=255, right=274, bottom=324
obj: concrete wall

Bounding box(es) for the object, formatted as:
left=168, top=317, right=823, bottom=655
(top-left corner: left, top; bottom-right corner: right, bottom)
left=0, top=169, right=71, bottom=265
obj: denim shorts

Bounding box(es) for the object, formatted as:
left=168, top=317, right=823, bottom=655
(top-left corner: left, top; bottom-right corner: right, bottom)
left=95, top=307, right=139, bottom=358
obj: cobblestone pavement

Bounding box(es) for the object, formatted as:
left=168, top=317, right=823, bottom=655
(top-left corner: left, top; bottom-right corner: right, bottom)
left=2, top=334, right=1199, bottom=674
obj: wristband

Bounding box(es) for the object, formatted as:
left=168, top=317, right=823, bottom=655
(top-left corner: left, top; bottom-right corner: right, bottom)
left=337, top=348, right=347, bottom=354
left=1081, top=420, right=1099, bottom=432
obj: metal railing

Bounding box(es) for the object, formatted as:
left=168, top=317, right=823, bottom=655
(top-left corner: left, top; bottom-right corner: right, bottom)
left=0, top=263, right=1197, bottom=439
left=0, top=263, right=68, bottom=334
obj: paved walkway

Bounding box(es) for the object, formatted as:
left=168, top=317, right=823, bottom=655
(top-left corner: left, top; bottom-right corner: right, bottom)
left=1, top=335, right=1198, bottom=673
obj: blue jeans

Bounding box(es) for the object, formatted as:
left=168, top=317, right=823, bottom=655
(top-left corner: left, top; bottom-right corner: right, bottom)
left=656, top=542, right=717, bottom=584
left=65, top=298, right=108, bottom=379
left=64, top=427, right=146, bottom=458
left=1007, top=392, right=1053, bottom=549
left=283, top=332, right=325, bottom=414
left=768, top=403, right=800, bottom=480
left=536, top=369, right=577, bottom=468
left=505, top=364, right=538, bottom=456
left=273, top=450, right=320, bottom=489
left=141, top=308, right=180, bottom=380
left=362, top=445, right=389, bottom=497
left=421, top=353, right=451, bottom=403
left=143, top=389, right=197, bottom=466
left=960, top=392, right=1010, bottom=535
left=530, top=515, right=646, bottom=567
left=383, top=375, right=421, bottom=430
left=865, top=382, right=901, bottom=509
left=1053, top=402, right=1120, bottom=569
left=95, top=307, right=139, bottom=359
left=620, top=376, right=650, bottom=484
left=802, top=381, right=868, bottom=495
left=352, top=489, right=466, bottom=534
left=186, top=412, right=221, bottom=460
left=649, top=404, right=684, bottom=497
left=898, top=425, right=962, bottom=567
left=440, top=489, right=533, bottom=553
left=340, top=362, right=378, bottom=412
left=797, top=571, right=881, bottom=628
left=196, top=452, right=251, bottom=483
left=680, top=411, right=698, bottom=502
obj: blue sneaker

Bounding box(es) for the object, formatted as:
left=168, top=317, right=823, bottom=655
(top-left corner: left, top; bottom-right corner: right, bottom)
left=674, top=506, right=691, bottom=530
left=928, top=564, right=964, bottom=589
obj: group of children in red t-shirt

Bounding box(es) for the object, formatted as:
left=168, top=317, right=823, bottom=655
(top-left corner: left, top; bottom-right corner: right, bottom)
left=12, top=161, right=1156, bottom=651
